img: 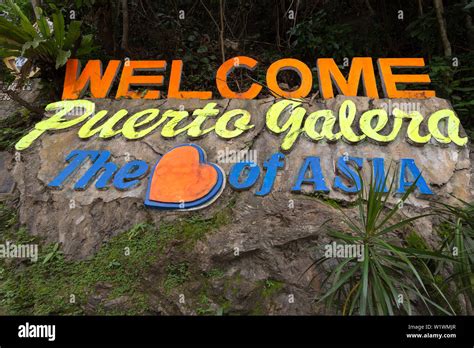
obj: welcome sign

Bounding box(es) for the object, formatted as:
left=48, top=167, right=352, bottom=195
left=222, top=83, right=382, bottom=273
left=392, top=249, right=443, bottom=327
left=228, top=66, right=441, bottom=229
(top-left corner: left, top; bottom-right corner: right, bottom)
left=9, top=57, right=471, bottom=256
left=3, top=0, right=474, bottom=339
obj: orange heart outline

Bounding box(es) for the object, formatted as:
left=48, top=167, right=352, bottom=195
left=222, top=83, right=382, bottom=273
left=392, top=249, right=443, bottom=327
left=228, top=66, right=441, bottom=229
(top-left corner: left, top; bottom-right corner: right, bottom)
left=144, top=144, right=225, bottom=210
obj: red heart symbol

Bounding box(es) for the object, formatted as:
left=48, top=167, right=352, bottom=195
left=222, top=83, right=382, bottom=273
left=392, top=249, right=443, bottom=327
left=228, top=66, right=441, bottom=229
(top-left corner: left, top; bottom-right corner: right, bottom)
left=145, top=144, right=224, bottom=209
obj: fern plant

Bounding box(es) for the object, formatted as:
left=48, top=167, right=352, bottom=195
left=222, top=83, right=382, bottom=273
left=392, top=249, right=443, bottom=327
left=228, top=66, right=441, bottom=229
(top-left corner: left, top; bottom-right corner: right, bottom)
left=0, top=0, right=93, bottom=71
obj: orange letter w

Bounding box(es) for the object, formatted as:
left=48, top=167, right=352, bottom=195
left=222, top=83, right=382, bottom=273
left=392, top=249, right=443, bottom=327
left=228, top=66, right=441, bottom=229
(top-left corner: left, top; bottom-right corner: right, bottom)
left=62, top=59, right=121, bottom=100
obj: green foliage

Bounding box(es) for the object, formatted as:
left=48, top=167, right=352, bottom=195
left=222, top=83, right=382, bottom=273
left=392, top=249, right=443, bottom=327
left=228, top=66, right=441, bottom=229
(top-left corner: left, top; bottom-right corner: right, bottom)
left=434, top=198, right=474, bottom=313
left=42, top=0, right=96, bottom=11
left=261, top=279, right=284, bottom=298
left=313, top=171, right=456, bottom=315
left=405, top=229, right=462, bottom=314
left=288, top=9, right=354, bottom=62
left=195, top=293, right=229, bottom=315
left=0, top=202, right=233, bottom=315
left=0, top=202, right=19, bottom=235
left=406, top=10, right=438, bottom=54
left=164, top=262, right=190, bottom=291
left=0, top=0, right=32, bottom=18
left=175, top=30, right=219, bottom=92
left=0, top=0, right=94, bottom=69
left=406, top=231, right=429, bottom=251
left=157, top=206, right=233, bottom=251
left=204, top=268, right=225, bottom=279
left=405, top=5, right=474, bottom=134
left=309, top=192, right=359, bottom=209
left=196, top=294, right=214, bottom=315
left=0, top=108, right=33, bottom=151
left=42, top=242, right=61, bottom=264
left=429, top=54, right=474, bottom=135
left=70, top=0, right=96, bottom=9
left=466, top=1, right=474, bottom=10
left=0, top=221, right=161, bottom=315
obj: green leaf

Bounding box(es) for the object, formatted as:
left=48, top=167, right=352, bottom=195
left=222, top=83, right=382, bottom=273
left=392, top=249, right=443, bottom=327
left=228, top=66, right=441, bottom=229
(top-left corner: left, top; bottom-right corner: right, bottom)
left=464, top=0, right=474, bottom=10
left=0, top=47, right=19, bottom=57
left=42, top=243, right=60, bottom=264
left=197, top=45, right=208, bottom=53
left=0, top=15, right=31, bottom=43
left=453, top=87, right=474, bottom=92
left=63, top=21, right=82, bottom=50
left=328, top=230, right=363, bottom=242
left=36, top=7, right=51, bottom=38
left=375, top=214, right=433, bottom=237
left=360, top=247, right=370, bottom=315
left=318, top=263, right=359, bottom=303
left=52, top=11, right=65, bottom=48
left=76, top=34, right=94, bottom=56
left=55, top=49, right=70, bottom=69
left=6, top=0, right=36, bottom=38
left=21, top=36, right=45, bottom=55
left=0, top=37, right=22, bottom=50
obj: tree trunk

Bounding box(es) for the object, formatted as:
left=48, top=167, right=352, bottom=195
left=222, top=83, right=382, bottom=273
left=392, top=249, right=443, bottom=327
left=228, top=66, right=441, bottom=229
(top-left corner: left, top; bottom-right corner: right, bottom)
left=433, top=0, right=452, bottom=57
left=275, top=4, right=280, bottom=48
left=219, top=0, right=225, bottom=63
left=463, top=0, right=474, bottom=48
left=418, top=0, right=423, bottom=16
left=466, top=14, right=474, bottom=48
left=365, top=0, right=375, bottom=16
left=95, top=1, right=117, bottom=56
left=3, top=89, right=44, bottom=120
left=121, top=0, right=130, bottom=55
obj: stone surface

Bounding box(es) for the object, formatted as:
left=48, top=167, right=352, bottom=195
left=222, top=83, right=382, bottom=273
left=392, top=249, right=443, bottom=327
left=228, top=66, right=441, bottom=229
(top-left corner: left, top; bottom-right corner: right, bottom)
left=0, top=79, right=42, bottom=120
left=2, top=96, right=472, bottom=314
left=0, top=152, right=15, bottom=196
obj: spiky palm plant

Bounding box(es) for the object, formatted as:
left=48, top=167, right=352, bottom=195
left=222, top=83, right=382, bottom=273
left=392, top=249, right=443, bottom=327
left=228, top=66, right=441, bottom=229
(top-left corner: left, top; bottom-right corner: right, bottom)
left=434, top=198, right=474, bottom=314
left=312, top=170, right=456, bottom=315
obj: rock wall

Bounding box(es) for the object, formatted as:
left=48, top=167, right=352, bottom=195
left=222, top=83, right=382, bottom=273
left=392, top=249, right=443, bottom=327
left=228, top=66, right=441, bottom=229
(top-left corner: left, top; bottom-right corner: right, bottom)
left=1, top=96, right=472, bottom=314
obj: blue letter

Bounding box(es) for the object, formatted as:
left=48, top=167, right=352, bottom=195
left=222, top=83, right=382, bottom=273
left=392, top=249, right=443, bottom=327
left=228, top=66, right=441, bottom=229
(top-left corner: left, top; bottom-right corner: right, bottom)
left=397, top=158, right=433, bottom=195
left=334, top=156, right=363, bottom=193
left=371, top=157, right=388, bottom=193
left=74, top=151, right=118, bottom=190
left=292, top=157, right=329, bottom=192
left=113, top=160, right=149, bottom=190
left=48, top=150, right=101, bottom=189
left=229, top=162, right=260, bottom=190
left=256, top=153, right=285, bottom=196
